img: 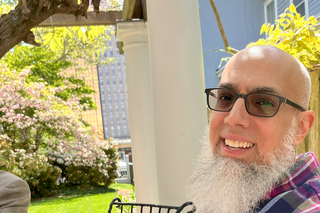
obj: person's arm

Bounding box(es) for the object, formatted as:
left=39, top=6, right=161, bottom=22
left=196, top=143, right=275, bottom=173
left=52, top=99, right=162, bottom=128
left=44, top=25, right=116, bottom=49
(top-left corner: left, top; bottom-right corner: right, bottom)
left=0, top=171, right=30, bottom=213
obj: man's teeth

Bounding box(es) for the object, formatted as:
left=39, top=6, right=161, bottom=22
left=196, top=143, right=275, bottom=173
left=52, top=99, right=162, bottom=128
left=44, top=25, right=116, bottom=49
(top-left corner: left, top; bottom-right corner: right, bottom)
left=225, top=138, right=254, bottom=149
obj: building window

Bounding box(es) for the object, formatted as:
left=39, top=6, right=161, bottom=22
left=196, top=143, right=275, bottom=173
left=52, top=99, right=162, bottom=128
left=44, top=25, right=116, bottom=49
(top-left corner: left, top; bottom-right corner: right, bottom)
left=290, top=0, right=308, bottom=18
left=264, top=0, right=277, bottom=24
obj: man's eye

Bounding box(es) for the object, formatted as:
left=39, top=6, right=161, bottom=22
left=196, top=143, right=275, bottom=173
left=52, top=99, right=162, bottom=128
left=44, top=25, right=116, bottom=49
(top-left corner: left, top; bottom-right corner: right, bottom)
left=219, top=95, right=233, bottom=101
left=256, top=100, right=274, bottom=107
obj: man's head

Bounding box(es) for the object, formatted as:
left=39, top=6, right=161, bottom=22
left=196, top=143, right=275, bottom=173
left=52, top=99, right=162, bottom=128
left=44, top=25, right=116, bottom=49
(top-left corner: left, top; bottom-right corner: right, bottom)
left=188, top=45, right=315, bottom=213
left=209, top=45, right=314, bottom=164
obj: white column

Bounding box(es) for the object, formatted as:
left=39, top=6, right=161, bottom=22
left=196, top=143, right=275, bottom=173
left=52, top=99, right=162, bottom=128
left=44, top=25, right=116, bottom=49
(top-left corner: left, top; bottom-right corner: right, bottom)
left=116, top=20, right=159, bottom=203
left=147, top=0, right=208, bottom=205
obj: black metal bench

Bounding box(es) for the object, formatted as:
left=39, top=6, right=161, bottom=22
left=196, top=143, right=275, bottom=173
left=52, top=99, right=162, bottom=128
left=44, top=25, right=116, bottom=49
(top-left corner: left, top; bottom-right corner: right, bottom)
left=108, top=198, right=196, bottom=213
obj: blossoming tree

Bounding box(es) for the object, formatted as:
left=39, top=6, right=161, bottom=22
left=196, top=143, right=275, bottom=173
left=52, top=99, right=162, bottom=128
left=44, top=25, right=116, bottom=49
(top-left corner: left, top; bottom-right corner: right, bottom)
left=0, top=63, right=118, bottom=197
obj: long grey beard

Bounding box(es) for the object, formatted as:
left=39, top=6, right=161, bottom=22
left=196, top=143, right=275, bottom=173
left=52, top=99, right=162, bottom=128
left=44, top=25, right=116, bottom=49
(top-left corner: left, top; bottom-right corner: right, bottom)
left=187, top=120, right=296, bottom=213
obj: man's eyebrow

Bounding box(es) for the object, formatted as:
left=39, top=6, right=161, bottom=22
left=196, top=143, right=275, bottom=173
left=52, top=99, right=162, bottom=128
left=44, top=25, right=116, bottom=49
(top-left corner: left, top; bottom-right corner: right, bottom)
left=250, top=87, right=279, bottom=94
left=218, top=83, right=235, bottom=90
left=218, top=83, right=279, bottom=94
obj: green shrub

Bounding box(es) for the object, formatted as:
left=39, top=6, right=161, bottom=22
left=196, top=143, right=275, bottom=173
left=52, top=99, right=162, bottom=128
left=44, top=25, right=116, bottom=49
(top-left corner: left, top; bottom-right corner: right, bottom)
left=49, top=140, right=118, bottom=191
left=0, top=140, right=62, bottom=197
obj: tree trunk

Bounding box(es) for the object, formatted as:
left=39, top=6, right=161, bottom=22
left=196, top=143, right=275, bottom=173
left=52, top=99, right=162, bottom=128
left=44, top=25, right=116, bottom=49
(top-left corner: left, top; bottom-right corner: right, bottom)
left=0, top=0, right=93, bottom=59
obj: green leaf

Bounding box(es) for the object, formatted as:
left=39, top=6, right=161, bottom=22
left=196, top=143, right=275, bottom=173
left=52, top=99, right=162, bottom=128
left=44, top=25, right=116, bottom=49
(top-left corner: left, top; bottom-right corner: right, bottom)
left=307, top=16, right=318, bottom=25
left=276, top=18, right=286, bottom=23
left=77, top=28, right=83, bottom=40
left=267, top=25, right=275, bottom=35
left=0, top=4, right=11, bottom=15
left=218, top=57, right=231, bottom=68
left=279, top=13, right=287, bottom=18
left=260, top=23, right=268, bottom=35
left=49, top=39, right=57, bottom=51
left=287, top=13, right=295, bottom=20
left=275, top=43, right=287, bottom=50
left=279, top=22, right=286, bottom=27
left=256, top=39, right=266, bottom=45
left=55, top=37, right=64, bottom=49
left=43, top=33, right=54, bottom=46
left=288, top=4, right=297, bottom=14
left=66, top=28, right=73, bottom=38
left=308, top=28, right=316, bottom=38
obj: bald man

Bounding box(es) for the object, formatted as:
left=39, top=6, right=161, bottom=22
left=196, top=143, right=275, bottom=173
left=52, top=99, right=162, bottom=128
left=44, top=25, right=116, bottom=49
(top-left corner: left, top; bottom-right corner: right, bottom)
left=0, top=171, right=30, bottom=213
left=188, top=45, right=319, bottom=213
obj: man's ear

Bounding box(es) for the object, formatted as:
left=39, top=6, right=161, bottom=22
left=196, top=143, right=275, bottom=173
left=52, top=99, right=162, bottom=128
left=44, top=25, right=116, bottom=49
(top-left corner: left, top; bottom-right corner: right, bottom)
left=294, top=110, right=315, bottom=146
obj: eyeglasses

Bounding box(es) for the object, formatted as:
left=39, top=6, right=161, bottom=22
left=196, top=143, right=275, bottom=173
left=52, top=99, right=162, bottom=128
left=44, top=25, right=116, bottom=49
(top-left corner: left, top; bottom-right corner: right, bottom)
left=204, top=88, right=305, bottom=118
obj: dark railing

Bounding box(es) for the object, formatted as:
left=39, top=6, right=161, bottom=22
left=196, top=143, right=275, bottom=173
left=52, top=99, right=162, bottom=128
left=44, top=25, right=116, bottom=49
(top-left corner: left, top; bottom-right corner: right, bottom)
left=108, top=198, right=196, bottom=213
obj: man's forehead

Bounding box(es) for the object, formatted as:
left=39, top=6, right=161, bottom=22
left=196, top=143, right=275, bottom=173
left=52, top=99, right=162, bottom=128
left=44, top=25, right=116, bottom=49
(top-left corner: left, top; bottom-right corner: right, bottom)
left=220, top=54, right=288, bottom=95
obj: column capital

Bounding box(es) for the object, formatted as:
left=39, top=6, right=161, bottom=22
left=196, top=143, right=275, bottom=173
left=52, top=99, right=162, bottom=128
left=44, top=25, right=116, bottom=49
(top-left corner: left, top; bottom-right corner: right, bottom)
left=116, top=20, right=149, bottom=51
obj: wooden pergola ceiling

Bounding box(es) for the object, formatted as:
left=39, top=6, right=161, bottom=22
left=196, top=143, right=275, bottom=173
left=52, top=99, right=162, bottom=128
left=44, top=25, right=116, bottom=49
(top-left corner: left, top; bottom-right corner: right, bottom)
left=38, top=0, right=147, bottom=27
left=39, top=11, right=121, bottom=27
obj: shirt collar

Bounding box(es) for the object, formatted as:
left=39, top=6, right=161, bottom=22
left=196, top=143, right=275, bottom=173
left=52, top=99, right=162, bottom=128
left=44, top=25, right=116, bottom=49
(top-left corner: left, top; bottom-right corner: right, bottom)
left=267, top=152, right=320, bottom=200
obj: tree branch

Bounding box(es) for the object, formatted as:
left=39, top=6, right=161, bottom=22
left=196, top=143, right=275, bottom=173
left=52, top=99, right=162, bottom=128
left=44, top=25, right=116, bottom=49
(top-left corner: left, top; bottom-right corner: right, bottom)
left=0, top=0, right=99, bottom=59
left=22, top=0, right=31, bottom=20
left=209, top=0, right=238, bottom=55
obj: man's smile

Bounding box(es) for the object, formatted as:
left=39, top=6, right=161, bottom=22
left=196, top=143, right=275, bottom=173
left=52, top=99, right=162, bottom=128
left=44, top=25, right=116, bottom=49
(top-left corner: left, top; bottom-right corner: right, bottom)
left=218, top=137, right=256, bottom=159
left=225, top=138, right=254, bottom=150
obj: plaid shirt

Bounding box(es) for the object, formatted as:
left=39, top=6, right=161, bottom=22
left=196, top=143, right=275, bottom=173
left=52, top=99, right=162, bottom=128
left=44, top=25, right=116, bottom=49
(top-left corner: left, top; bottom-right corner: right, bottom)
left=256, top=152, right=320, bottom=213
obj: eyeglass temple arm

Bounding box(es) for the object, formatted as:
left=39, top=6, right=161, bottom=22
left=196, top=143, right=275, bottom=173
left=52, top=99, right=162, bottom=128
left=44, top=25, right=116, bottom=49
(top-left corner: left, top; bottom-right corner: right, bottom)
left=285, top=99, right=306, bottom=111
left=209, top=92, right=217, bottom=98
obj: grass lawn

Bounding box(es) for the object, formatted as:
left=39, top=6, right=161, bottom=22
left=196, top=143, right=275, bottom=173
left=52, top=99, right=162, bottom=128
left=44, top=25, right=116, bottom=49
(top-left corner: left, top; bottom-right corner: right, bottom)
left=29, top=183, right=133, bottom=213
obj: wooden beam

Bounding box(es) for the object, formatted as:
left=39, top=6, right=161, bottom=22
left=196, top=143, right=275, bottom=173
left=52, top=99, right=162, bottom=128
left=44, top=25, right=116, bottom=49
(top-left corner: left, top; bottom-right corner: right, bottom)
left=141, top=0, right=147, bottom=19
left=121, top=0, right=147, bottom=20
left=131, top=0, right=142, bottom=19
left=122, top=0, right=137, bottom=20
left=38, top=11, right=122, bottom=27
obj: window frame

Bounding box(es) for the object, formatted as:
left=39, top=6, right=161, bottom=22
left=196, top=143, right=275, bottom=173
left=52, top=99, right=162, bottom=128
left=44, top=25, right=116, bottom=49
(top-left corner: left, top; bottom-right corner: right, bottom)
left=264, top=0, right=278, bottom=24
left=290, top=0, right=309, bottom=18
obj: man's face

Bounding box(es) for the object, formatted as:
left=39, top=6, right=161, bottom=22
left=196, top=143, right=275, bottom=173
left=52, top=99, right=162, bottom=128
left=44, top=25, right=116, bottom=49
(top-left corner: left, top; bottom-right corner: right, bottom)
left=209, top=51, right=298, bottom=165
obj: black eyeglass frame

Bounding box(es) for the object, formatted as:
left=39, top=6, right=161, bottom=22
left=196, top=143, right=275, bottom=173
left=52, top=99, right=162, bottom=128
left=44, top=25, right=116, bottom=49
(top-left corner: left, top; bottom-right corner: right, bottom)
left=204, top=88, right=306, bottom=118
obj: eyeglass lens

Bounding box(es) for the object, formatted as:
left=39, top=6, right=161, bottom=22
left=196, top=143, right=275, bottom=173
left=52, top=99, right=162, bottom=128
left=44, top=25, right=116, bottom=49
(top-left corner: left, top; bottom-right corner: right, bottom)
left=208, top=89, right=280, bottom=117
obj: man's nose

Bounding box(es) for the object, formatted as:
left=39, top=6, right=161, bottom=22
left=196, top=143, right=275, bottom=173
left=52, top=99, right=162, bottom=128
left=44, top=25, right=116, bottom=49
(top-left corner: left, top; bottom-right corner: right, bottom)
left=224, top=98, right=250, bottom=128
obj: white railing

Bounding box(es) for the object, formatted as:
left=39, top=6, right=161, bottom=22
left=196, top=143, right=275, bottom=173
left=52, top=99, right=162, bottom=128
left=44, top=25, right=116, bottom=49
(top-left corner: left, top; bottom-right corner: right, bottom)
left=115, top=154, right=132, bottom=184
